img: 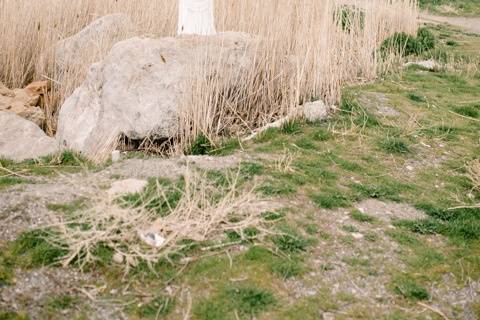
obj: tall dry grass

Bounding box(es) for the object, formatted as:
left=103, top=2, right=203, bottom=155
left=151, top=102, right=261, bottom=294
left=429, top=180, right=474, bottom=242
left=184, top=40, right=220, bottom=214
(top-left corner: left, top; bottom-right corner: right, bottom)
left=0, top=0, right=418, bottom=151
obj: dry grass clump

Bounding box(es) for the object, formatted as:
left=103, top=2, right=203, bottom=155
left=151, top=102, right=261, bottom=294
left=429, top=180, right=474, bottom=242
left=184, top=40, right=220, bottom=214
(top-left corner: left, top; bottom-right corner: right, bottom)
left=467, top=159, right=480, bottom=192
left=0, top=0, right=418, bottom=152
left=49, top=168, right=269, bottom=271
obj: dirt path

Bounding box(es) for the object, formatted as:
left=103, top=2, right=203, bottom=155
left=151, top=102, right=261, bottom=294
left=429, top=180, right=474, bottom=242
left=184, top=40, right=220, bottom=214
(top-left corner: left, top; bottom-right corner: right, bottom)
left=421, top=13, right=480, bottom=34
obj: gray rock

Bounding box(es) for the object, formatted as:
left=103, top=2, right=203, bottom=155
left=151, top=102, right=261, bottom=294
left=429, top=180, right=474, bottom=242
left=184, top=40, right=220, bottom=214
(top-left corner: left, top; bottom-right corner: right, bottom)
left=55, top=13, right=135, bottom=69
left=0, top=112, right=58, bottom=161
left=303, top=100, right=329, bottom=122
left=404, top=59, right=438, bottom=71
left=56, top=32, right=256, bottom=158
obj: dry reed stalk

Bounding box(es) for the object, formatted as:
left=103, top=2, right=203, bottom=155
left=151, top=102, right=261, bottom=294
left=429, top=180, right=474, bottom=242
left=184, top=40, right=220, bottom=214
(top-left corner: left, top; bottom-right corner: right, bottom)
left=275, top=148, right=297, bottom=174
left=467, top=159, right=480, bottom=192
left=47, top=167, right=269, bottom=271
left=1, top=0, right=418, bottom=151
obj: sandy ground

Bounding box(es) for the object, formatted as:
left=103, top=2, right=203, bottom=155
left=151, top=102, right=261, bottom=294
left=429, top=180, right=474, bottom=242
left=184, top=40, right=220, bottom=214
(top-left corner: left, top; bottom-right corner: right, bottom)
left=421, top=14, right=480, bottom=34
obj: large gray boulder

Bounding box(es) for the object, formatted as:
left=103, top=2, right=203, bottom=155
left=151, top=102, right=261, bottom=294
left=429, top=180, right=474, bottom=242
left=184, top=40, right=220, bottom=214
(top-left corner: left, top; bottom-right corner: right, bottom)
left=56, top=32, right=256, bottom=158
left=0, top=112, right=58, bottom=161
left=55, top=13, right=135, bottom=69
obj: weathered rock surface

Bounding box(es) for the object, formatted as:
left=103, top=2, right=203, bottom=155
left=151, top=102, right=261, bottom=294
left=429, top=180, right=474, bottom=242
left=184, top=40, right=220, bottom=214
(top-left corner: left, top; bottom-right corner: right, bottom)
left=56, top=32, right=256, bottom=158
left=0, top=81, right=49, bottom=126
left=55, top=13, right=135, bottom=69
left=0, top=112, right=58, bottom=161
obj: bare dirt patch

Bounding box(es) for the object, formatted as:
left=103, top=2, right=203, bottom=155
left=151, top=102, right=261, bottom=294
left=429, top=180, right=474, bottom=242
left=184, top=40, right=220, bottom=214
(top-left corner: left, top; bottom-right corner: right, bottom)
left=357, top=92, right=401, bottom=117
left=355, top=199, right=426, bottom=222
left=421, top=14, right=480, bottom=34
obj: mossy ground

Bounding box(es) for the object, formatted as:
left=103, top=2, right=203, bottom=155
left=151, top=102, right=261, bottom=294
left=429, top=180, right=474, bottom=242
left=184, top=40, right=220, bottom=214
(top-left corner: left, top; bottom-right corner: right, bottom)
left=1, top=25, right=479, bottom=319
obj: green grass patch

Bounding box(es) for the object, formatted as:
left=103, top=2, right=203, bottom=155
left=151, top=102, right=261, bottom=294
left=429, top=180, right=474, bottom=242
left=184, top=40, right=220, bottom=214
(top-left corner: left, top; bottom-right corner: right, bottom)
left=0, top=176, right=29, bottom=189
left=121, top=177, right=182, bottom=217
left=272, top=228, right=309, bottom=254
left=46, top=199, right=87, bottom=216
left=281, top=120, right=302, bottom=135
left=454, top=104, right=479, bottom=118
left=350, top=209, right=377, bottom=224
left=135, top=296, right=175, bottom=318
left=254, top=128, right=280, bottom=143
left=341, top=225, right=360, bottom=233
left=194, top=284, right=276, bottom=320
left=46, top=294, right=76, bottom=311
left=0, top=311, right=29, bottom=320
left=395, top=203, right=480, bottom=241
left=311, top=128, right=333, bottom=141
left=392, top=276, right=430, bottom=301
left=419, top=124, right=458, bottom=140
left=311, top=191, right=352, bottom=209
left=407, top=92, right=426, bottom=103
left=257, top=180, right=296, bottom=196
left=380, top=27, right=436, bottom=57
left=377, top=137, right=410, bottom=154
left=187, top=134, right=214, bottom=155
left=12, top=229, right=67, bottom=268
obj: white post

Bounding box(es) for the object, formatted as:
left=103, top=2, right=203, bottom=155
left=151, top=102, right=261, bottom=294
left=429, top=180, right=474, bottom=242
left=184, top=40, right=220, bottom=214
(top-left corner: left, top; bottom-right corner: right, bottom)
left=178, top=0, right=216, bottom=36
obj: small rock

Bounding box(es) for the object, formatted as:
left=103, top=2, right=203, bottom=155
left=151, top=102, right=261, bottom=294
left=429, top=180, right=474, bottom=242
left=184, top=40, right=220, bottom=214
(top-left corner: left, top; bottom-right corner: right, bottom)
left=404, top=59, right=438, bottom=71
left=112, top=253, right=124, bottom=264
left=303, top=100, right=329, bottom=122
left=0, top=81, right=49, bottom=126
left=352, top=232, right=364, bottom=240
left=305, top=289, right=317, bottom=297
left=107, top=178, right=148, bottom=196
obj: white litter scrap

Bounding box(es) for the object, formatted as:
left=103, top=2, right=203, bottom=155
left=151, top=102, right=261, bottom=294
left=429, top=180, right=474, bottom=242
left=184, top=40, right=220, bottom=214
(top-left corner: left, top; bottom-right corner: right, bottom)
left=138, top=231, right=166, bottom=248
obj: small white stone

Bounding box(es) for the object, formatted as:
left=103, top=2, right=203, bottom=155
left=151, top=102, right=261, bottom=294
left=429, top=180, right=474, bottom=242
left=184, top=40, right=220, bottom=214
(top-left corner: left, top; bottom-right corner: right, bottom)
left=306, top=289, right=317, bottom=297
left=111, top=150, right=121, bottom=162
left=113, top=252, right=124, bottom=264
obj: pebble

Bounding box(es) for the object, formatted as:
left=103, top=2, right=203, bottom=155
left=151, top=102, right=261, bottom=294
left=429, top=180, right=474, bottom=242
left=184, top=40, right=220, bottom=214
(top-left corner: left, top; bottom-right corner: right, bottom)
left=112, top=252, right=124, bottom=264
left=323, top=312, right=335, bottom=320
left=351, top=232, right=364, bottom=240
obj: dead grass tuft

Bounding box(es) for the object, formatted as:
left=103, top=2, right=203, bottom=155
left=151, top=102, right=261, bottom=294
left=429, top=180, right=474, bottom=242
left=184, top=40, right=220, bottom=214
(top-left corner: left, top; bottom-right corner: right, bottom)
left=49, top=167, right=269, bottom=271
left=467, top=159, right=480, bottom=192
